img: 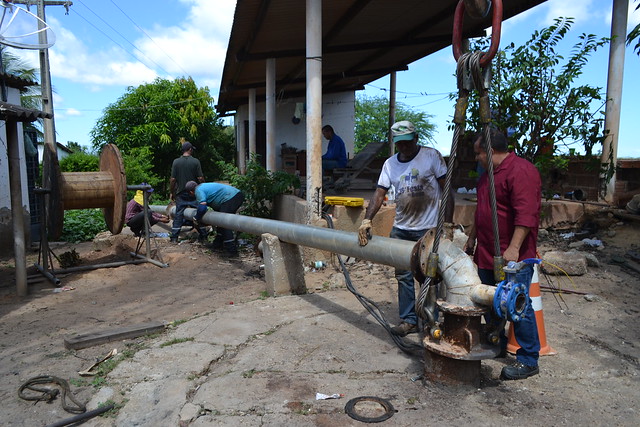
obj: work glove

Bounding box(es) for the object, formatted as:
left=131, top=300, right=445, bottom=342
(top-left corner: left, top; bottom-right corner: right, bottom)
left=358, top=219, right=372, bottom=246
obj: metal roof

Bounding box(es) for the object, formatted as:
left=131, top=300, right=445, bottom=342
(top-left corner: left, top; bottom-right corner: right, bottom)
left=0, top=101, right=52, bottom=122
left=216, top=0, right=547, bottom=114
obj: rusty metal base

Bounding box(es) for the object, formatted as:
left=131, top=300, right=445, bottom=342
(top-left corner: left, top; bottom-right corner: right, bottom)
left=423, top=350, right=482, bottom=387
left=423, top=302, right=501, bottom=386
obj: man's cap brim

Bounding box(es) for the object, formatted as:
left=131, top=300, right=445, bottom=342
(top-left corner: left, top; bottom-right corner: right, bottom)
left=393, top=134, right=415, bottom=143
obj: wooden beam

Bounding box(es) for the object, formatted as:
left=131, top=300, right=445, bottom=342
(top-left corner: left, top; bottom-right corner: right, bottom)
left=64, top=321, right=166, bottom=350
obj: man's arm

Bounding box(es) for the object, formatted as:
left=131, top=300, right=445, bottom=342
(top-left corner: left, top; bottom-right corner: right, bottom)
left=437, top=177, right=455, bottom=223
left=504, top=225, right=531, bottom=262
left=358, top=187, right=388, bottom=246
left=169, top=177, right=177, bottom=200
left=364, top=187, right=388, bottom=220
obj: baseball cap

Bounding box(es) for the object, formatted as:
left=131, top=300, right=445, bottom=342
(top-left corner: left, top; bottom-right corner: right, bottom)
left=185, top=181, right=198, bottom=192
left=181, top=141, right=195, bottom=152
left=391, top=121, right=416, bottom=143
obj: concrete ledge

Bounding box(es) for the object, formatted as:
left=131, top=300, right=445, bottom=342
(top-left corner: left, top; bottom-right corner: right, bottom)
left=275, top=194, right=589, bottom=238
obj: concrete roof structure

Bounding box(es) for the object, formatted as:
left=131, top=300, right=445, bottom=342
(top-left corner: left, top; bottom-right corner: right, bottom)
left=216, top=0, right=548, bottom=114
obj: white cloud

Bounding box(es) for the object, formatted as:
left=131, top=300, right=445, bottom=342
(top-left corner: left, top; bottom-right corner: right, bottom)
left=47, top=17, right=158, bottom=87
left=136, top=0, right=235, bottom=85
left=64, top=108, right=82, bottom=116
left=44, top=0, right=235, bottom=90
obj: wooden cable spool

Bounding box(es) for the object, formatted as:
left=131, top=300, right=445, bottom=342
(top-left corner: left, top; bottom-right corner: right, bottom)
left=43, top=143, right=127, bottom=240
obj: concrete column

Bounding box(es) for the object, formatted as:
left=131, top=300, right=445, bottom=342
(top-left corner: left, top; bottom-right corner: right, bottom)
left=266, top=58, right=277, bottom=171
left=249, top=88, right=257, bottom=157
left=236, top=114, right=246, bottom=174
left=600, top=0, right=628, bottom=202
left=7, top=119, right=28, bottom=296
left=261, top=233, right=307, bottom=296
left=37, top=0, right=56, bottom=149
left=388, top=71, right=397, bottom=156
left=306, top=0, right=323, bottom=223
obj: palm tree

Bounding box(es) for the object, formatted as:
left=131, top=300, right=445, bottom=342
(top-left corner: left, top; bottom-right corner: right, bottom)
left=1, top=46, right=43, bottom=140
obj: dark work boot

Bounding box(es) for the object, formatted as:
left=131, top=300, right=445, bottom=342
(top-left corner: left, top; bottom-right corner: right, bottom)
left=501, top=362, right=539, bottom=380
left=390, top=322, right=418, bottom=337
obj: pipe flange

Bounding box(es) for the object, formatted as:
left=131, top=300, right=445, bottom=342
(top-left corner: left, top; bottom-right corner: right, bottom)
left=411, top=228, right=436, bottom=283
left=345, top=396, right=395, bottom=423
left=423, top=338, right=501, bottom=360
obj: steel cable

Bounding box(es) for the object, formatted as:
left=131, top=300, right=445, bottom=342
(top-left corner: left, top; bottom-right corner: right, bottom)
left=323, top=213, right=422, bottom=356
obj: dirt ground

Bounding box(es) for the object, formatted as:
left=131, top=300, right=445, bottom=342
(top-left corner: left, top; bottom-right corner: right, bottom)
left=0, top=216, right=639, bottom=426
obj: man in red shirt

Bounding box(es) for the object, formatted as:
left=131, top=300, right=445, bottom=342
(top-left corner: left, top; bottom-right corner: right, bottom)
left=465, top=128, right=542, bottom=380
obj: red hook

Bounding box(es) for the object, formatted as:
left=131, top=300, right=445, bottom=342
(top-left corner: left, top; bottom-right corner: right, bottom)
left=452, top=0, right=503, bottom=68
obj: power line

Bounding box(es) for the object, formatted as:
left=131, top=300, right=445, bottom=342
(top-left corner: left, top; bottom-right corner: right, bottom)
left=56, top=95, right=213, bottom=113
left=109, top=0, right=189, bottom=76
left=366, top=82, right=452, bottom=98
left=74, top=0, right=172, bottom=76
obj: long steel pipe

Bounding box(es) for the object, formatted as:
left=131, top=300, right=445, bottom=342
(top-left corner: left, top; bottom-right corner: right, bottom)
left=152, top=205, right=414, bottom=270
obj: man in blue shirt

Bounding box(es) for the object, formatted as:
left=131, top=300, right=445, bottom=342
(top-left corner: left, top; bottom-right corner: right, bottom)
left=321, top=125, right=348, bottom=174
left=185, top=181, right=245, bottom=256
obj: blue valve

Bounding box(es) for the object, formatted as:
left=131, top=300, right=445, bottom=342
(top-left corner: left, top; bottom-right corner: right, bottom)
left=493, top=258, right=540, bottom=322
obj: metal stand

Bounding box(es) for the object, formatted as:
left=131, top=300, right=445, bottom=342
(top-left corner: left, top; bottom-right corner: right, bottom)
left=33, top=184, right=168, bottom=286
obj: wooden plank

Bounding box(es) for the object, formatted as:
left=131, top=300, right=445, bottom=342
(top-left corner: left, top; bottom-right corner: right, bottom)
left=64, top=321, right=166, bottom=350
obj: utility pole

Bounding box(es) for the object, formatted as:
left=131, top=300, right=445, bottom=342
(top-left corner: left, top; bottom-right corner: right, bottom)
left=13, top=0, right=73, bottom=149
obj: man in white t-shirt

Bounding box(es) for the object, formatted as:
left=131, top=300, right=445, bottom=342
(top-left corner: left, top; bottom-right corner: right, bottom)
left=358, top=120, right=454, bottom=336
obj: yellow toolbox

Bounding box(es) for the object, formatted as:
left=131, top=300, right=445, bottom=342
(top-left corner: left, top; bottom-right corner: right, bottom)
left=324, top=196, right=365, bottom=207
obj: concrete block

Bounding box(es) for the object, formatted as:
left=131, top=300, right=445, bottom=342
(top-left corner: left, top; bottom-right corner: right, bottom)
left=542, top=250, right=588, bottom=275
left=262, top=233, right=306, bottom=296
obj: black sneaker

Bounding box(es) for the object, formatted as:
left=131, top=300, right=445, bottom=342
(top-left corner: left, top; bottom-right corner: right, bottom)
left=390, top=322, right=418, bottom=337
left=501, top=362, right=539, bottom=380
left=170, top=237, right=178, bottom=244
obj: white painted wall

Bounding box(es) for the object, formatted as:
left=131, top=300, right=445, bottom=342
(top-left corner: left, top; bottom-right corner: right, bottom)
left=235, top=91, right=356, bottom=170
left=0, top=86, right=28, bottom=212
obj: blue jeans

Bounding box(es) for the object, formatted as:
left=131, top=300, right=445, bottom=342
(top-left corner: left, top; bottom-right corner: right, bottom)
left=390, top=227, right=427, bottom=326
left=478, top=265, right=540, bottom=367
left=171, top=192, right=207, bottom=239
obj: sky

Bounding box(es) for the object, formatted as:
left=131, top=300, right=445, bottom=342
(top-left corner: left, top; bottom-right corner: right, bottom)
left=4, top=0, right=640, bottom=157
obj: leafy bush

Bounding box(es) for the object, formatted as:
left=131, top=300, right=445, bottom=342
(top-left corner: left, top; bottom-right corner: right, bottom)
left=59, top=152, right=99, bottom=172
left=60, top=209, right=108, bottom=243
left=217, top=156, right=300, bottom=218
left=121, top=146, right=163, bottom=199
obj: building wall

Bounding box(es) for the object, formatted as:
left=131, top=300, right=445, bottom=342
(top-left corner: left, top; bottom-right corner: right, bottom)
left=235, top=92, right=356, bottom=170
left=0, top=86, right=30, bottom=256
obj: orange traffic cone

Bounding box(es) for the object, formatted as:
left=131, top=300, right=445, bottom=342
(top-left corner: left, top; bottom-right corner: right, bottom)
left=507, top=264, right=557, bottom=355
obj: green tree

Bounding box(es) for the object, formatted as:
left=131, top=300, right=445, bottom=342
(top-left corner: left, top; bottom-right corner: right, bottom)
left=354, top=95, right=436, bottom=153
left=629, top=1, right=640, bottom=55
left=59, top=152, right=99, bottom=172
left=467, top=18, right=608, bottom=161
left=90, top=77, right=234, bottom=194
left=217, top=156, right=300, bottom=219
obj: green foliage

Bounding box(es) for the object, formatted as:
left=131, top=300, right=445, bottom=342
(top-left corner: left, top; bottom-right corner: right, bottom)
left=467, top=18, right=608, bottom=163
left=59, top=152, right=100, bottom=172
left=120, top=146, right=163, bottom=198
left=66, top=141, right=92, bottom=153
left=60, top=209, right=108, bottom=243
left=90, top=77, right=235, bottom=192
left=354, top=95, right=436, bottom=154
left=629, top=1, right=640, bottom=55
left=217, top=156, right=300, bottom=219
